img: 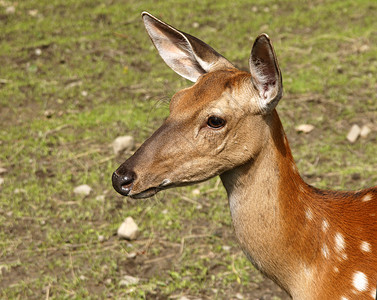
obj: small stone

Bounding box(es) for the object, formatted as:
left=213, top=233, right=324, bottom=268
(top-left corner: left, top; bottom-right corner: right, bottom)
left=79, top=275, right=87, bottom=281
left=222, top=245, right=231, bottom=251
left=105, top=278, right=112, bottom=285
left=0, top=168, right=7, bottom=175
left=296, top=124, right=314, bottom=134
left=0, top=178, right=4, bottom=186
left=35, top=48, right=42, bottom=56
left=14, top=188, right=26, bottom=194
left=28, top=9, right=38, bottom=17
left=5, top=6, right=15, bottom=14
left=359, top=44, right=370, bottom=53
left=235, top=293, right=244, bottom=300
left=346, top=124, right=361, bottom=143
left=81, top=90, right=88, bottom=97
left=126, top=252, right=137, bottom=259
left=117, top=217, right=139, bottom=240
left=98, top=235, right=105, bottom=242
left=119, top=275, right=139, bottom=287
left=252, top=6, right=258, bottom=12
left=192, top=22, right=199, bottom=28
left=192, top=188, right=200, bottom=196
left=162, top=209, right=168, bottom=214
left=360, top=125, right=371, bottom=138
left=44, top=109, right=54, bottom=118
left=178, top=297, right=190, bottom=300
left=73, top=184, right=92, bottom=196
left=112, top=136, right=134, bottom=156
left=95, top=195, right=105, bottom=201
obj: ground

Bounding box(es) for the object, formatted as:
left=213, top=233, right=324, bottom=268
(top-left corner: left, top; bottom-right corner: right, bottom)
left=0, top=0, right=377, bottom=299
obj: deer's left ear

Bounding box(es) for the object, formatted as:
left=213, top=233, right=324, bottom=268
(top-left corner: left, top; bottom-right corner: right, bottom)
left=142, top=12, right=234, bottom=82
left=249, top=34, right=283, bottom=114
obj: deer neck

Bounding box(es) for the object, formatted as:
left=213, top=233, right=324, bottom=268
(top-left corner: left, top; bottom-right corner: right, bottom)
left=220, top=110, right=319, bottom=297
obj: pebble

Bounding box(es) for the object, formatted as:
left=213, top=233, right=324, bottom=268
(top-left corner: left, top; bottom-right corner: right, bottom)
left=222, top=245, right=231, bottom=251
left=112, top=136, right=134, bottom=156
left=98, top=235, right=105, bottom=242
left=235, top=293, right=244, bottom=300
left=192, top=188, right=200, bottom=196
left=360, top=125, right=371, bottom=138
left=346, top=124, right=361, bottom=143
left=119, top=275, right=139, bottom=287
left=95, top=195, right=105, bottom=201
left=0, top=167, right=7, bottom=174
left=295, top=124, right=314, bottom=134
left=5, top=6, right=15, bottom=14
left=73, top=184, right=92, bottom=196
left=117, top=217, right=139, bottom=240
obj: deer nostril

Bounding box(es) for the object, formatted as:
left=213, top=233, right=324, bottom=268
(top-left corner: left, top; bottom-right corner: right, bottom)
left=112, top=170, right=136, bottom=196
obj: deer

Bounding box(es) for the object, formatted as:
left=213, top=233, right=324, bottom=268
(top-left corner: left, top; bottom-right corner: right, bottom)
left=112, top=12, right=377, bottom=300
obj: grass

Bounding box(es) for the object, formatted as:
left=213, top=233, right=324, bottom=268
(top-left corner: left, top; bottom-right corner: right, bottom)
left=0, top=0, right=377, bottom=299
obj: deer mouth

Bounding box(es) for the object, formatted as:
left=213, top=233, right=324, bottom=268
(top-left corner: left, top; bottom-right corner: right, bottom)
left=129, top=187, right=161, bottom=199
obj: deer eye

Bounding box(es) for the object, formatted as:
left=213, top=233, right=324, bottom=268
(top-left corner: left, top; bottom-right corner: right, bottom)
left=207, top=116, right=226, bottom=129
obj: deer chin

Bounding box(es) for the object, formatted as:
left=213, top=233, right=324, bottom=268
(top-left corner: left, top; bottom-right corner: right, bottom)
left=129, top=187, right=161, bottom=199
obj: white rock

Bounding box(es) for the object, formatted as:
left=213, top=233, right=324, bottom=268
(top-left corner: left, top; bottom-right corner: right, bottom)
left=192, top=188, right=200, bottom=196
left=296, top=124, right=314, bottom=134
left=14, top=188, right=26, bottom=194
left=5, top=6, right=15, bottom=14
left=360, top=125, right=371, bottom=138
left=222, top=245, right=231, bottom=251
left=235, top=293, right=244, bottom=300
left=95, top=195, right=105, bottom=201
left=178, top=297, right=190, bottom=300
left=35, top=48, right=42, bottom=56
left=28, top=9, right=38, bottom=17
left=347, top=124, right=361, bottom=143
left=98, top=235, right=105, bottom=242
left=112, top=136, right=134, bottom=156
left=117, top=217, right=139, bottom=240
left=0, top=178, right=4, bottom=186
left=105, top=278, right=112, bottom=285
left=119, top=275, right=139, bottom=286
left=0, top=167, right=7, bottom=174
left=73, top=184, right=92, bottom=196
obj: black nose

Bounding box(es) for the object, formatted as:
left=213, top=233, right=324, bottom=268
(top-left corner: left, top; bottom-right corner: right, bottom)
left=112, top=170, right=136, bottom=196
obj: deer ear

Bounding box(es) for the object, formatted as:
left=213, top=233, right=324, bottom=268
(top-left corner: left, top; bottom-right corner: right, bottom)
left=249, top=34, right=283, bottom=113
left=142, top=12, right=234, bottom=82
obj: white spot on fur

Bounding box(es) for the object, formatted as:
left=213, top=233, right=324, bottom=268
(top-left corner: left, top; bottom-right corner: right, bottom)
left=352, top=271, right=368, bottom=292
left=371, top=289, right=376, bottom=298
left=334, top=232, right=345, bottom=252
left=362, top=194, right=372, bottom=202
left=322, top=219, right=329, bottom=232
left=305, top=208, right=313, bottom=221
left=322, top=244, right=329, bottom=259
left=360, top=241, right=371, bottom=253
left=334, top=266, right=339, bottom=273
left=340, top=297, right=348, bottom=300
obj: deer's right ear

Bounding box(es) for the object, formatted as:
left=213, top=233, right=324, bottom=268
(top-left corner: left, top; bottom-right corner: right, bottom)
left=142, top=12, right=234, bottom=82
left=249, top=34, right=283, bottom=114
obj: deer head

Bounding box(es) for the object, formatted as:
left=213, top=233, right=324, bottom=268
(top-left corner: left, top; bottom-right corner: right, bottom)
left=112, top=12, right=282, bottom=199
